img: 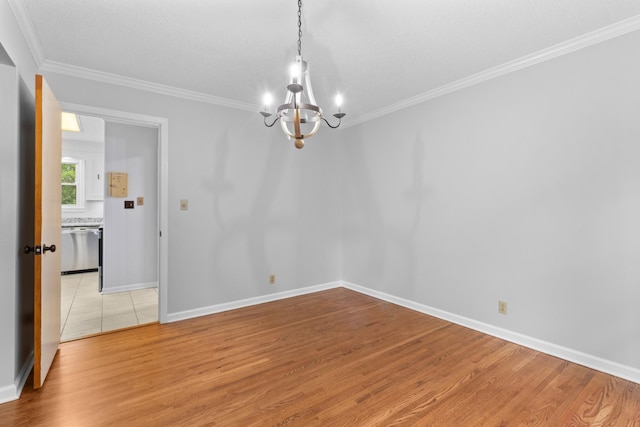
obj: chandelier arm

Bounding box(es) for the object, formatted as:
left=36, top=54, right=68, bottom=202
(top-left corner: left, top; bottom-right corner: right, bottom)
left=263, top=116, right=279, bottom=127
left=321, top=117, right=342, bottom=129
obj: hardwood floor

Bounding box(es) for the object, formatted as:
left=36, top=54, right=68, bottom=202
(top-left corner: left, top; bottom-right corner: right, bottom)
left=2, top=288, right=639, bottom=426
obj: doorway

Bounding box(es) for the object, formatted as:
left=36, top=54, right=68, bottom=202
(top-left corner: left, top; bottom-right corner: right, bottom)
left=60, top=115, right=160, bottom=341
left=58, top=104, right=169, bottom=340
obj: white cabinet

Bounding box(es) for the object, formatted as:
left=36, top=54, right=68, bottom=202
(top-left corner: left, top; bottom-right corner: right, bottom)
left=85, top=158, right=104, bottom=200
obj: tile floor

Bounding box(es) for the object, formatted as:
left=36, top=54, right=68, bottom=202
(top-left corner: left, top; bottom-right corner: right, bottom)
left=61, top=271, right=158, bottom=342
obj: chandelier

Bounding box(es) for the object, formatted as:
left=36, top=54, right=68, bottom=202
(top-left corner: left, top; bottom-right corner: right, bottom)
left=261, top=0, right=345, bottom=149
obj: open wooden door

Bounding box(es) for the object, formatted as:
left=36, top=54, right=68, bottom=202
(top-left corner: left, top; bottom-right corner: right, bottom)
left=32, top=74, right=62, bottom=389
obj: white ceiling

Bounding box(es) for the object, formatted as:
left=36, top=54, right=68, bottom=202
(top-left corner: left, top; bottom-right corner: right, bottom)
left=15, top=0, right=640, bottom=124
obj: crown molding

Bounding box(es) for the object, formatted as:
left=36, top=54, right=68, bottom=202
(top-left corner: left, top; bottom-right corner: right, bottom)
left=10, top=0, right=257, bottom=111
left=10, top=0, right=640, bottom=121
left=40, top=60, right=259, bottom=112
left=346, top=14, right=640, bottom=128
left=7, top=0, right=45, bottom=66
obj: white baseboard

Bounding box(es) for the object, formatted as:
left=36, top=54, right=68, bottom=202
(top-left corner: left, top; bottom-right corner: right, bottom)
left=0, top=351, right=33, bottom=404
left=163, top=279, right=639, bottom=384
left=101, top=281, right=158, bottom=295
left=0, top=384, right=17, bottom=405
left=342, top=281, right=640, bottom=385
left=166, top=281, right=342, bottom=323
left=15, top=351, right=33, bottom=398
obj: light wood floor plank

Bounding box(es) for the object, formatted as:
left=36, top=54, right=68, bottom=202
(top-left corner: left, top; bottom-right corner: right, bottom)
left=1, top=288, right=639, bottom=426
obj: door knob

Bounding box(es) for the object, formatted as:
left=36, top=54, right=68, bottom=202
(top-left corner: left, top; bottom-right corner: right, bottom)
left=43, top=244, right=56, bottom=253
left=24, top=245, right=42, bottom=255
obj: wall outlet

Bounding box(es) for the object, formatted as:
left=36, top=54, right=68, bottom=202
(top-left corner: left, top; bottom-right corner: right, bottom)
left=498, top=300, right=508, bottom=315
left=269, top=274, right=275, bottom=284
left=124, top=200, right=134, bottom=209
left=137, top=196, right=144, bottom=206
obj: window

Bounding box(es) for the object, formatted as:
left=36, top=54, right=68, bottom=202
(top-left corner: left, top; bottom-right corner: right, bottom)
left=61, top=162, right=77, bottom=204
left=61, top=159, right=85, bottom=211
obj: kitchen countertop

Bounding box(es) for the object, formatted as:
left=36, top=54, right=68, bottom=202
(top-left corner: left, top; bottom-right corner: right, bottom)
left=62, top=217, right=103, bottom=228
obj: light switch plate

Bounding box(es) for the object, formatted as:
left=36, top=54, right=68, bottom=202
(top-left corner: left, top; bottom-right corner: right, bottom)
left=180, top=199, right=188, bottom=210
left=137, top=196, right=144, bottom=206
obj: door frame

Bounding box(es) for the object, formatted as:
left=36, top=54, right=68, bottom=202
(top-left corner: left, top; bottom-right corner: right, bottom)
left=61, top=102, right=169, bottom=323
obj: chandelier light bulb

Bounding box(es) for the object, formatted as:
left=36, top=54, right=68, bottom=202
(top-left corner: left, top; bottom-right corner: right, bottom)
left=335, top=93, right=343, bottom=108
left=263, top=93, right=273, bottom=107
left=289, top=62, right=302, bottom=83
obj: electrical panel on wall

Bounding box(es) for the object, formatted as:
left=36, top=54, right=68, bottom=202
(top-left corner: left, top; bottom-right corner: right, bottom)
left=108, top=172, right=128, bottom=197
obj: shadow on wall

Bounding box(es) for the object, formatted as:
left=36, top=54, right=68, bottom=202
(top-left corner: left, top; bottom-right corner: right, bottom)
left=406, top=131, right=433, bottom=230
left=203, top=124, right=293, bottom=299
left=342, top=126, right=433, bottom=293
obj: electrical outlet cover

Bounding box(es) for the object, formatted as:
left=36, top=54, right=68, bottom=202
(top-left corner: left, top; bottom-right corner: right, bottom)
left=498, top=301, right=508, bottom=315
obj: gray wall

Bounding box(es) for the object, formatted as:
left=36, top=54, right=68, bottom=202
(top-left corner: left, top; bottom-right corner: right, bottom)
left=0, top=0, right=34, bottom=401
left=0, top=41, right=35, bottom=403
left=342, top=30, right=640, bottom=370
left=41, top=72, right=343, bottom=315
left=103, top=122, right=158, bottom=292
left=0, top=61, right=19, bottom=401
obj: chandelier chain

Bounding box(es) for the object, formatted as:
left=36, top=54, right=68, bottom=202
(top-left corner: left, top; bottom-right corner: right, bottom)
left=297, top=0, right=302, bottom=56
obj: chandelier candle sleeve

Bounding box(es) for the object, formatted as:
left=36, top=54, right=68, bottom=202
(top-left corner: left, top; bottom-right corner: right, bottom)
left=261, top=0, right=345, bottom=149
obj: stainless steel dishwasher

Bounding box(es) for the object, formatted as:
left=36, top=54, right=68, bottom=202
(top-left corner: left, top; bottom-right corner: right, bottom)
left=61, top=226, right=100, bottom=273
